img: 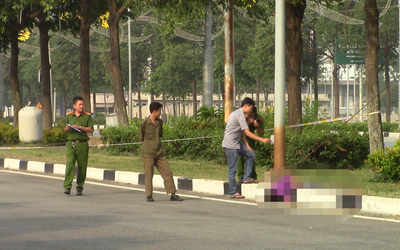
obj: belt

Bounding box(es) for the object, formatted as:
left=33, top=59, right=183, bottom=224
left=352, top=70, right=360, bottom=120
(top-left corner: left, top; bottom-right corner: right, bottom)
left=69, top=140, right=88, bottom=143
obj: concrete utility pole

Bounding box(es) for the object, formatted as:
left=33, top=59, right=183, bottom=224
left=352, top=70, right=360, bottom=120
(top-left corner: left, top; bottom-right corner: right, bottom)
left=224, top=0, right=234, bottom=122
left=398, top=0, right=400, bottom=129
left=353, top=65, right=356, bottom=115
left=128, top=10, right=132, bottom=120
left=346, top=65, right=350, bottom=116
left=203, top=5, right=214, bottom=107
left=49, top=44, right=54, bottom=122
left=359, top=65, right=363, bottom=122
left=274, top=0, right=286, bottom=170
left=0, top=54, right=3, bottom=121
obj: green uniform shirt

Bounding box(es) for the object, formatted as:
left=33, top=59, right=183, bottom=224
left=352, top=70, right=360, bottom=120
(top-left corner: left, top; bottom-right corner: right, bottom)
left=246, top=114, right=265, bottom=147
left=65, top=111, right=94, bottom=141
left=139, top=116, right=165, bottom=158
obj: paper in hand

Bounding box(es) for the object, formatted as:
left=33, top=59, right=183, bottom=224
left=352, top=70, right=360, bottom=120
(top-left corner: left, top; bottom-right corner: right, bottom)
left=67, top=124, right=82, bottom=133
left=270, top=135, right=274, bottom=144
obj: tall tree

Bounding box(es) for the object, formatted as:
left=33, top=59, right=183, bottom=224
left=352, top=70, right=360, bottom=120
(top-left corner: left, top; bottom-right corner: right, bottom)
left=106, top=0, right=130, bottom=125
left=80, top=0, right=93, bottom=113
left=379, top=0, right=399, bottom=122
left=1, top=1, right=38, bottom=127
left=79, top=0, right=108, bottom=114
left=286, top=0, right=306, bottom=127
left=36, top=5, right=53, bottom=129
left=365, top=0, right=383, bottom=152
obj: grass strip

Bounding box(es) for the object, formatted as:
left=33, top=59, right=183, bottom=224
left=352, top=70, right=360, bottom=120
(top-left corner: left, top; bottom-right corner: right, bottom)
left=1, top=147, right=399, bottom=198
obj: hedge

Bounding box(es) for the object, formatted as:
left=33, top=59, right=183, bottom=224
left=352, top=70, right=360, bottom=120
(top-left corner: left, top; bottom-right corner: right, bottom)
left=98, top=117, right=370, bottom=169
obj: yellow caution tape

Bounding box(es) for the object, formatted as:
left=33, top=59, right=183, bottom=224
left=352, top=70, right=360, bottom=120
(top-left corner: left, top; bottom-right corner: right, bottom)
left=265, top=111, right=381, bottom=131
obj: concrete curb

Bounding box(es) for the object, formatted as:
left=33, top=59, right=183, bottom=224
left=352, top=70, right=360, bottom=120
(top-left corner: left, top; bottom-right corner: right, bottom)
left=0, top=157, right=399, bottom=216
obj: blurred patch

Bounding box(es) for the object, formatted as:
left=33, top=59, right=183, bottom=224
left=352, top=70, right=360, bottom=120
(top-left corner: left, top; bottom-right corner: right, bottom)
left=255, top=163, right=366, bottom=227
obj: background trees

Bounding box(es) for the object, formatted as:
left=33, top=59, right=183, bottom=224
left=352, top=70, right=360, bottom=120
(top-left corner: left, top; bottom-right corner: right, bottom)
left=0, top=0, right=396, bottom=155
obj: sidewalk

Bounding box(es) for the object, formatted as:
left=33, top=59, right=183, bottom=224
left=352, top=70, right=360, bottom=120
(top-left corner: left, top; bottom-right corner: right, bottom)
left=1, top=157, right=399, bottom=217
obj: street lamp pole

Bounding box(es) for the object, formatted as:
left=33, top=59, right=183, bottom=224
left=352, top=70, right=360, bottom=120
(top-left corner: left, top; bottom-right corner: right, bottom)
left=273, top=0, right=286, bottom=170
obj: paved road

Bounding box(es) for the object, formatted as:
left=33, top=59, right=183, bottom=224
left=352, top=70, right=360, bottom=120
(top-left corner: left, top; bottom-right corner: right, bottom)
left=1, top=170, right=399, bottom=250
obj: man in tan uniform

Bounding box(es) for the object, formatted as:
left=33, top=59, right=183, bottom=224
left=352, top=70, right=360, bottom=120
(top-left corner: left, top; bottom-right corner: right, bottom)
left=138, top=102, right=183, bottom=202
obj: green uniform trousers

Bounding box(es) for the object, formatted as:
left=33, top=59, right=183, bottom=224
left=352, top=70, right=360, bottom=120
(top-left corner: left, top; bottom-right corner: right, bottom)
left=237, top=140, right=257, bottom=181
left=64, top=141, right=89, bottom=191
left=142, top=156, right=177, bottom=197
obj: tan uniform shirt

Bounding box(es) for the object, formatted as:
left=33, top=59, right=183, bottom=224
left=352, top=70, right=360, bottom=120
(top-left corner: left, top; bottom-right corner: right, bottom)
left=139, top=117, right=165, bottom=158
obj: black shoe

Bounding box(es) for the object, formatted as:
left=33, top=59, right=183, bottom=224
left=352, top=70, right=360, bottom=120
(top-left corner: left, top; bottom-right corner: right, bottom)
left=170, top=195, right=183, bottom=201
left=146, top=197, right=154, bottom=202
left=64, top=188, right=71, bottom=195
left=76, top=190, right=83, bottom=196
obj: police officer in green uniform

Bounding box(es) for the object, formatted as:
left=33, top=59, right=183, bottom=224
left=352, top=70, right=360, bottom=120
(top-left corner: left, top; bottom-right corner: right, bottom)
left=237, top=107, right=264, bottom=183
left=63, top=96, right=94, bottom=196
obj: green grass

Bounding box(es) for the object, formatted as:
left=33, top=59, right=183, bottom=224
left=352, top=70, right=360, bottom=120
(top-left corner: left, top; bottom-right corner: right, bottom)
left=353, top=168, right=400, bottom=198
left=1, top=147, right=399, bottom=198
left=0, top=147, right=229, bottom=181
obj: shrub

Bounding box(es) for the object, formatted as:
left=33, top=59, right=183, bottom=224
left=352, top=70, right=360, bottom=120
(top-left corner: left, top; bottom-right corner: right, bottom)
left=0, top=122, right=19, bottom=145
left=42, top=128, right=68, bottom=144
left=98, top=116, right=369, bottom=169
left=382, top=122, right=399, bottom=132
left=302, top=98, right=328, bottom=123
left=194, top=106, right=224, bottom=121
left=367, top=139, right=400, bottom=182
left=99, top=123, right=142, bottom=156
left=93, top=115, right=106, bottom=125
left=255, top=127, right=369, bottom=170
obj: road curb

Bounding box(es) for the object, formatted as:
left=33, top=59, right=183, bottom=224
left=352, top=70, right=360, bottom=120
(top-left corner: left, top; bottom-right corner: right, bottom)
left=0, top=157, right=399, bottom=216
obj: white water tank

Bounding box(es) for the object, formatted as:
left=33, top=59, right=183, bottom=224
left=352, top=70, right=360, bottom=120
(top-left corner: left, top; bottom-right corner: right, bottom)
left=19, top=106, right=43, bottom=142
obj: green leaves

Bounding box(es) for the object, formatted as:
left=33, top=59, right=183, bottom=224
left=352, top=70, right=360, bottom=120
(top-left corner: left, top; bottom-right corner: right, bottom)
left=367, top=139, right=400, bottom=182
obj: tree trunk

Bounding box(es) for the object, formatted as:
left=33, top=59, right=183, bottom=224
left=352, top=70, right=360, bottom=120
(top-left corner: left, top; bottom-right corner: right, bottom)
left=92, top=92, right=96, bottom=118
left=38, top=10, right=53, bottom=130
left=182, top=96, right=186, bottom=116
left=221, top=82, right=225, bottom=108
left=263, top=88, right=269, bottom=109
left=162, top=94, right=166, bottom=115
left=236, top=88, right=241, bottom=107
left=178, top=97, right=181, bottom=115
left=107, top=0, right=129, bottom=126
left=62, top=94, right=66, bottom=117
left=384, top=59, right=390, bottom=123
left=80, top=0, right=92, bottom=113
left=192, top=79, right=197, bottom=115
left=333, top=63, right=340, bottom=118
left=137, top=76, right=142, bottom=119
left=173, top=97, right=176, bottom=116
left=26, top=85, right=31, bottom=103
left=256, top=78, right=260, bottom=108
left=365, top=0, right=383, bottom=153
left=9, top=25, right=22, bottom=127
left=285, top=0, right=305, bottom=127
left=312, top=25, right=318, bottom=102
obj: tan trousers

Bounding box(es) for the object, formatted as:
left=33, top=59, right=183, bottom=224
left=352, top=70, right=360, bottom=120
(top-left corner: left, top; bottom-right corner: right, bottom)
left=142, top=157, right=177, bottom=197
